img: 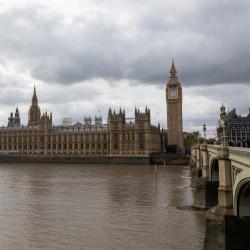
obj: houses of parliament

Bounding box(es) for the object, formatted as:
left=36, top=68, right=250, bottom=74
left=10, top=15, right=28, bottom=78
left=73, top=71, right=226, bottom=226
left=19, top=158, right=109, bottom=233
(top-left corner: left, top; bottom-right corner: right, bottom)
left=0, top=86, right=162, bottom=156
left=0, top=62, right=184, bottom=157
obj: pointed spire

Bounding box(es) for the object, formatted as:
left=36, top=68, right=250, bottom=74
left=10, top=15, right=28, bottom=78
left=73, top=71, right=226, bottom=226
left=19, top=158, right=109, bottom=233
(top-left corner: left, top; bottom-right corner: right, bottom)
left=33, top=84, right=37, bottom=99
left=32, top=84, right=38, bottom=105
left=15, top=107, right=19, bottom=117
left=108, top=107, right=112, bottom=118
left=170, top=59, right=177, bottom=77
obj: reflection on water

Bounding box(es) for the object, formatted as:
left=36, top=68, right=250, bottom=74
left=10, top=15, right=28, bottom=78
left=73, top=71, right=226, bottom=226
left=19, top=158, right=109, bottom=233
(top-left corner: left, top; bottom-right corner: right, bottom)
left=0, top=164, right=205, bottom=250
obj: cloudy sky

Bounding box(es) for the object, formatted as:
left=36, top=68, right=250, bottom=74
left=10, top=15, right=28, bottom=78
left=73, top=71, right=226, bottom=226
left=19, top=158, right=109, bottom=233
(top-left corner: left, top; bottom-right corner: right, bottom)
left=0, top=0, right=250, bottom=137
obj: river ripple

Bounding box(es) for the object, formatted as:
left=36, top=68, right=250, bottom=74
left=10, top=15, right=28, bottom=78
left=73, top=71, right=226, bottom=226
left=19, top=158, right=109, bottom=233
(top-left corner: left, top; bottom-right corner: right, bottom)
left=0, top=163, right=205, bottom=250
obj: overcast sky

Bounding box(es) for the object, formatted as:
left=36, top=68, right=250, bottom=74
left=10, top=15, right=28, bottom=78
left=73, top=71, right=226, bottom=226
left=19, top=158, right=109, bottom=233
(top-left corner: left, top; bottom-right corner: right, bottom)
left=0, top=0, right=250, bottom=137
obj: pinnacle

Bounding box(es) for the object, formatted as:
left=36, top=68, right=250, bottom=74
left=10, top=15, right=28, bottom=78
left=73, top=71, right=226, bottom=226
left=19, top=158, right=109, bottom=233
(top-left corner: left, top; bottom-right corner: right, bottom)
left=170, top=59, right=177, bottom=77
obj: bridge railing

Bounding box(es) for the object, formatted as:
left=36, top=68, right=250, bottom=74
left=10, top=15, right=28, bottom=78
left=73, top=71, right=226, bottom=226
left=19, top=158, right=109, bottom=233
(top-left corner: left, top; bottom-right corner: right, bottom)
left=229, top=147, right=250, bottom=158
left=228, top=147, right=250, bottom=170
left=207, top=144, right=220, bottom=155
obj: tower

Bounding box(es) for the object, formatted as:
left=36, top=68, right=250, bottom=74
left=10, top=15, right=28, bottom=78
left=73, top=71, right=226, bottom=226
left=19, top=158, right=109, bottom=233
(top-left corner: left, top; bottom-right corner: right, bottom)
left=14, top=107, right=21, bottom=127
left=28, top=86, right=41, bottom=126
left=7, top=108, right=21, bottom=128
left=166, top=61, right=184, bottom=154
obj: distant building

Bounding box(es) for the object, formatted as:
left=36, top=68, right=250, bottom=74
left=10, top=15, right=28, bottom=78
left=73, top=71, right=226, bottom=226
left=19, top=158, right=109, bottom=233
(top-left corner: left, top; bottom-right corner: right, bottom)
left=0, top=87, right=161, bottom=156
left=217, top=105, right=250, bottom=146
left=61, top=118, right=73, bottom=127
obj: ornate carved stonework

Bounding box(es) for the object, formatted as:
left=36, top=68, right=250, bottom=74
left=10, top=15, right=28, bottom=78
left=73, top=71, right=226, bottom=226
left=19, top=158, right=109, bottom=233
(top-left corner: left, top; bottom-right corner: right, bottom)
left=232, top=166, right=242, bottom=184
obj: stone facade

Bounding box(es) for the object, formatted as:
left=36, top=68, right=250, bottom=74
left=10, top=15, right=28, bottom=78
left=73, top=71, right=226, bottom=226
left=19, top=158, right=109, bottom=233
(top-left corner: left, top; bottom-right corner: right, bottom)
left=217, top=104, right=250, bottom=146
left=166, top=61, right=184, bottom=154
left=0, top=88, right=161, bottom=156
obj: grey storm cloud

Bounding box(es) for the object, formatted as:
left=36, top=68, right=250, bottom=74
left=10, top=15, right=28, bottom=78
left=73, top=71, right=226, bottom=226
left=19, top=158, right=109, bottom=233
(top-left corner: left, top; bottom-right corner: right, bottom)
left=0, top=1, right=250, bottom=86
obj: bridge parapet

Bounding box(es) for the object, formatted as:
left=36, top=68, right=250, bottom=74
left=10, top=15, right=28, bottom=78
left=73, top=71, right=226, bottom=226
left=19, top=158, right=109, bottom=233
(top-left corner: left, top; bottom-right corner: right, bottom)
left=229, top=147, right=250, bottom=167
left=207, top=144, right=220, bottom=155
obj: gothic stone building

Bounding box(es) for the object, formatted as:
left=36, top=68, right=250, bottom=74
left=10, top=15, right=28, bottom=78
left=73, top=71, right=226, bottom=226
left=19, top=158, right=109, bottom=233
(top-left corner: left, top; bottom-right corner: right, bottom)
left=217, top=104, right=250, bottom=146
left=0, top=88, right=161, bottom=156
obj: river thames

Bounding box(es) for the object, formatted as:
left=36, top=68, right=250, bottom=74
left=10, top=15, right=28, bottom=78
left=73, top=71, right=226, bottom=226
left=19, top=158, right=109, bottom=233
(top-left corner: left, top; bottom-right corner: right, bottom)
left=0, top=163, right=205, bottom=249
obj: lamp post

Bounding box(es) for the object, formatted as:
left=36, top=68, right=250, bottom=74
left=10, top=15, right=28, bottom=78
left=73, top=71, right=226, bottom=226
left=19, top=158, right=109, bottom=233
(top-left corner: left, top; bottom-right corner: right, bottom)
left=219, top=104, right=228, bottom=146
left=203, top=123, right=206, bottom=144
left=197, top=131, right=200, bottom=144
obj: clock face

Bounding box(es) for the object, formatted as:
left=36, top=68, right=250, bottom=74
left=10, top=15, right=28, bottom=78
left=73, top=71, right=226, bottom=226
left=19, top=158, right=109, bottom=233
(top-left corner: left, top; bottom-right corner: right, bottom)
left=168, top=88, right=178, bottom=99
left=171, top=90, right=177, bottom=97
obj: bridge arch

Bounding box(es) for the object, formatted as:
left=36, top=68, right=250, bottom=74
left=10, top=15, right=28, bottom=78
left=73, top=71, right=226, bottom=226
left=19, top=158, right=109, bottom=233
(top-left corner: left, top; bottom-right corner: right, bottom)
left=235, top=178, right=250, bottom=217
left=209, top=157, right=219, bottom=183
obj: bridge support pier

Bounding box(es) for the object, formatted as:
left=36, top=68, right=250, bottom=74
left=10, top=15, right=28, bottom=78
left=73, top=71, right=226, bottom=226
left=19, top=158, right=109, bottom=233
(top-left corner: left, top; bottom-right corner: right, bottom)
left=190, top=146, right=196, bottom=168
left=190, top=145, right=201, bottom=188
left=201, top=144, right=209, bottom=179
left=193, top=145, right=218, bottom=209
left=192, top=177, right=219, bottom=209
left=207, top=147, right=233, bottom=221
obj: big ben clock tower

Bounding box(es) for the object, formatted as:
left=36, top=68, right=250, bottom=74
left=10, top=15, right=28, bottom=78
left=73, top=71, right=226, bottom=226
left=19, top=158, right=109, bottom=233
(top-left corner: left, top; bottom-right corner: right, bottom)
left=166, top=61, right=184, bottom=154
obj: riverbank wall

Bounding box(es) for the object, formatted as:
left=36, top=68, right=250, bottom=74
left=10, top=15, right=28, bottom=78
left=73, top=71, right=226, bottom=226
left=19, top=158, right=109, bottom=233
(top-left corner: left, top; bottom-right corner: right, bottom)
left=150, top=153, right=189, bottom=165
left=0, top=153, right=189, bottom=165
left=0, top=155, right=150, bottom=164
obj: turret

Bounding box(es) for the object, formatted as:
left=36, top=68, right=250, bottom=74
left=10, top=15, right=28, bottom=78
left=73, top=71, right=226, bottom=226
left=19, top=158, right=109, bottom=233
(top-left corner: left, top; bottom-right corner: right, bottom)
left=40, top=111, right=52, bottom=129
left=135, top=107, right=150, bottom=121
left=7, top=112, right=14, bottom=127
left=14, top=107, right=21, bottom=126
left=108, top=108, right=112, bottom=119
left=95, top=116, right=102, bottom=126
left=107, top=108, right=125, bottom=122
left=15, top=107, right=19, bottom=118
left=28, top=85, right=41, bottom=126
left=7, top=109, right=21, bottom=128
left=84, top=116, right=92, bottom=126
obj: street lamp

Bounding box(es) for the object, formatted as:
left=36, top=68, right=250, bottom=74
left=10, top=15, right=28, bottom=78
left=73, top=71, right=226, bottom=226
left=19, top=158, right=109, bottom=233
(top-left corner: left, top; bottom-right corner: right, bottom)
left=203, top=123, right=206, bottom=143
left=220, top=104, right=228, bottom=146
left=197, top=131, right=200, bottom=144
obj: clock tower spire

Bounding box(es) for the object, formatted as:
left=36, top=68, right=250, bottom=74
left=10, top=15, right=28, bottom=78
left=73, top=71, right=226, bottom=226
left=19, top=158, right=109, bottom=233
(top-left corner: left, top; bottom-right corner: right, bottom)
left=166, top=61, right=184, bottom=154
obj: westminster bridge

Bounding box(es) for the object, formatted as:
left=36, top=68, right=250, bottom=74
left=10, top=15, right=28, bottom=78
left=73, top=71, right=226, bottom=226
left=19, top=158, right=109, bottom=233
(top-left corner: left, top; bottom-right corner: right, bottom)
left=190, top=144, right=250, bottom=249
left=191, top=144, right=250, bottom=217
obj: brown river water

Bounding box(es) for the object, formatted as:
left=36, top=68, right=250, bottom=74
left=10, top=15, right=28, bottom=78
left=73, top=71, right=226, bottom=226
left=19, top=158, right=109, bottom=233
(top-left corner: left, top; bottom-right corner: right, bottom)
left=0, top=163, right=205, bottom=250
